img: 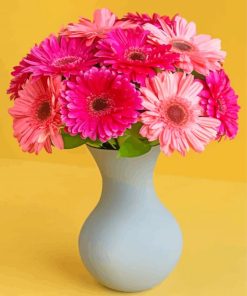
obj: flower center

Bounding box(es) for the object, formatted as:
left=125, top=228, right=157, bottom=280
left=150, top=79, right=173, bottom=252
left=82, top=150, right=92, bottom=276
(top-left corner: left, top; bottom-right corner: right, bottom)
left=92, top=98, right=109, bottom=111
left=126, top=48, right=146, bottom=62
left=172, top=40, right=193, bottom=52
left=53, top=56, right=80, bottom=67
left=129, top=52, right=146, bottom=61
left=88, top=95, right=114, bottom=117
left=166, top=104, right=187, bottom=124
left=37, top=101, right=51, bottom=121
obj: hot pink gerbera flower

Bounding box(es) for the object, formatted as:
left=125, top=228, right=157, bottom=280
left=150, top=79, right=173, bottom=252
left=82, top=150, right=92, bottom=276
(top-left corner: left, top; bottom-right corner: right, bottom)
left=96, top=27, right=179, bottom=85
left=61, top=67, right=142, bottom=142
left=9, top=76, right=64, bottom=154
left=7, top=49, right=40, bottom=100
left=23, top=35, right=97, bottom=77
left=144, top=15, right=226, bottom=75
left=140, top=72, right=220, bottom=155
left=60, top=8, right=133, bottom=46
left=7, top=59, right=30, bottom=100
left=122, top=12, right=174, bottom=28
left=200, top=70, right=239, bottom=139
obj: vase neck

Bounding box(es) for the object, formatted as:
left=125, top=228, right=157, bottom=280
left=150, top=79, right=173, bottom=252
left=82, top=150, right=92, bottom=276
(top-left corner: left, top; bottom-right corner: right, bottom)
left=88, top=146, right=160, bottom=186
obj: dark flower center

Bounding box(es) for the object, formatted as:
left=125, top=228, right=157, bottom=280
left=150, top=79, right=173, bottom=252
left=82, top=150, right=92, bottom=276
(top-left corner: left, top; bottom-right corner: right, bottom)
left=53, top=56, right=80, bottom=67
left=37, top=101, right=51, bottom=121
left=172, top=41, right=193, bottom=52
left=92, top=98, right=109, bottom=111
left=128, top=51, right=146, bottom=61
left=167, top=104, right=187, bottom=124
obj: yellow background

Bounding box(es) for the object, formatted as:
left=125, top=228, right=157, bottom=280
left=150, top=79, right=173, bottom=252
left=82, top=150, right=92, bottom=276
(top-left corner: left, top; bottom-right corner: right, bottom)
left=0, top=1, right=246, bottom=295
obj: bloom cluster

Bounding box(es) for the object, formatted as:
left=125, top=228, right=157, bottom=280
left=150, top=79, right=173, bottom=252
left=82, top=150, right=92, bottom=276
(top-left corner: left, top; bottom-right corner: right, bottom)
left=8, top=8, right=240, bottom=156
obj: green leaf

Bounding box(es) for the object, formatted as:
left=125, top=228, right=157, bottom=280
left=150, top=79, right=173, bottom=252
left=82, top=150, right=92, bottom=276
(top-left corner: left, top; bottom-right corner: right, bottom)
left=125, top=122, right=143, bottom=138
left=86, top=139, right=102, bottom=148
left=117, top=135, right=129, bottom=146
left=149, top=139, right=160, bottom=146
left=118, top=136, right=151, bottom=158
left=62, top=131, right=86, bottom=149
left=191, top=70, right=205, bottom=80
left=126, top=125, right=159, bottom=146
left=107, top=138, right=118, bottom=149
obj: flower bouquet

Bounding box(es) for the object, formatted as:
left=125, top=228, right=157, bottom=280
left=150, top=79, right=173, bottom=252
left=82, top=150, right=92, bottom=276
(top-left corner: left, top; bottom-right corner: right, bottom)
left=7, top=8, right=239, bottom=156
left=7, top=8, right=240, bottom=293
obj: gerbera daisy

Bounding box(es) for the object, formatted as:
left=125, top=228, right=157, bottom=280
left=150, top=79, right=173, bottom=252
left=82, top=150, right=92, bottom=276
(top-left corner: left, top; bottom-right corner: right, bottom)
left=60, top=67, right=142, bottom=142
left=23, top=35, right=97, bottom=77
left=7, top=66, right=30, bottom=100
left=7, top=52, right=34, bottom=100
left=60, top=8, right=134, bottom=46
left=144, top=15, right=226, bottom=75
left=9, top=76, right=64, bottom=154
left=122, top=12, right=174, bottom=28
left=200, top=70, right=239, bottom=139
left=140, top=72, right=220, bottom=156
left=96, top=27, right=179, bottom=85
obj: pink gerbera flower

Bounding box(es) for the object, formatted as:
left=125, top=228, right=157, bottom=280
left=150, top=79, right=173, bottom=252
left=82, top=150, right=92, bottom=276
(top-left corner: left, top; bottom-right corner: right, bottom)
left=60, top=8, right=133, bottom=46
left=144, top=15, right=226, bottom=75
left=200, top=70, right=239, bottom=139
left=122, top=12, right=174, bottom=28
left=9, top=76, right=64, bottom=154
left=23, top=35, right=97, bottom=78
left=7, top=63, right=30, bottom=100
left=60, top=67, right=142, bottom=142
left=7, top=51, right=37, bottom=100
left=140, top=72, right=220, bottom=155
left=96, top=27, right=179, bottom=85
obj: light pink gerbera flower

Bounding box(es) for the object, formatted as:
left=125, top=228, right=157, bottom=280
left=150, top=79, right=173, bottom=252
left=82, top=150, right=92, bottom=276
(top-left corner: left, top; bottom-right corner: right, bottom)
left=60, top=8, right=134, bottom=46
left=23, top=35, right=97, bottom=78
left=96, top=27, right=179, bottom=85
left=200, top=70, right=240, bottom=139
left=144, top=15, right=226, bottom=75
left=140, top=72, right=220, bottom=155
left=9, top=76, right=64, bottom=154
left=60, top=67, right=142, bottom=142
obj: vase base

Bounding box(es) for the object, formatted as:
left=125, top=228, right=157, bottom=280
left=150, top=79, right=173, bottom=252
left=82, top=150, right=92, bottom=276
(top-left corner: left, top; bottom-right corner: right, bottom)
left=101, top=283, right=156, bottom=293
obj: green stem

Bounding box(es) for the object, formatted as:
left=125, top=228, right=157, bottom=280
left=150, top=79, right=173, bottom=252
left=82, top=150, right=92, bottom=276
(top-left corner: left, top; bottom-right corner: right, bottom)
left=115, top=138, right=120, bottom=150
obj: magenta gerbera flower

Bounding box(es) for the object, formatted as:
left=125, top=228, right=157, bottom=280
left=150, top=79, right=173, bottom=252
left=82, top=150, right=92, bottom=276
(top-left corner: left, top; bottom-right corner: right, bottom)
left=7, top=58, right=30, bottom=100
left=140, top=72, right=220, bottom=156
left=200, top=70, right=240, bottom=139
left=122, top=12, right=174, bottom=28
left=23, top=35, right=97, bottom=77
left=9, top=76, right=64, bottom=154
left=96, top=27, right=179, bottom=85
left=144, top=15, right=226, bottom=75
left=61, top=67, right=142, bottom=142
left=7, top=48, right=42, bottom=100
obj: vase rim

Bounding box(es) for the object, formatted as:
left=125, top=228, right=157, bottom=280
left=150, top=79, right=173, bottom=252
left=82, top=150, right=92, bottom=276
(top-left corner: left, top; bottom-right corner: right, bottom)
left=86, top=144, right=161, bottom=165
left=86, top=144, right=160, bottom=153
left=86, top=144, right=115, bottom=151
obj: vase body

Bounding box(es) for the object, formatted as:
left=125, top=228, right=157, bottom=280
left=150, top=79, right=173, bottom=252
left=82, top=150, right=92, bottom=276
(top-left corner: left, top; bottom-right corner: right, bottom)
left=79, top=146, right=183, bottom=292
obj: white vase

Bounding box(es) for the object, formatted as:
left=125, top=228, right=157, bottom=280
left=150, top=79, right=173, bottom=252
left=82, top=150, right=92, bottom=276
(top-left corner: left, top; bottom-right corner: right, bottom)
left=79, top=145, right=183, bottom=292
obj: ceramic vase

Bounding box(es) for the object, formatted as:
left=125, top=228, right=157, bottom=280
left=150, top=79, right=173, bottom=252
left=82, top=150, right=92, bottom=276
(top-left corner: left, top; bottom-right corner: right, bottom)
left=79, top=145, right=183, bottom=292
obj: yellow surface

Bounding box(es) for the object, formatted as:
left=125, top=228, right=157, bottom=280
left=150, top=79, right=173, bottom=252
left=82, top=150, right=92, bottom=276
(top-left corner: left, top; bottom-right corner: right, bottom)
left=0, top=1, right=246, bottom=295
left=0, top=0, right=246, bottom=181
left=0, top=155, right=246, bottom=295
